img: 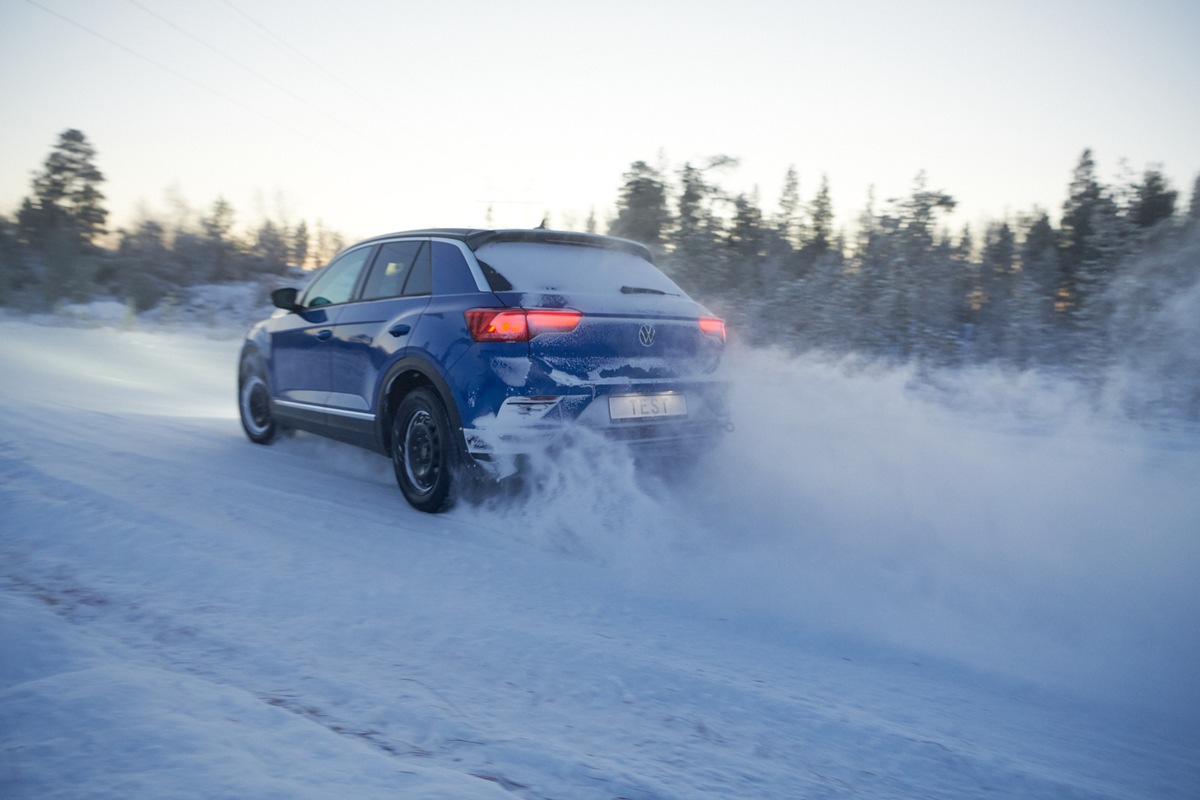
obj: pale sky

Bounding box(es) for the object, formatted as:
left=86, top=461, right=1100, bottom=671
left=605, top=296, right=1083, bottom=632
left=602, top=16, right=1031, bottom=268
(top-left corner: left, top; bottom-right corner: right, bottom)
left=3, top=0, right=1199, bottom=245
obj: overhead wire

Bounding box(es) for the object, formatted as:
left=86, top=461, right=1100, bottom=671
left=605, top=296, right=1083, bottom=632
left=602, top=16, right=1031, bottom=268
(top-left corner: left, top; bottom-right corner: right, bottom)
left=214, top=0, right=360, bottom=98
left=125, top=0, right=414, bottom=158
left=222, top=0, right=520, bottom=220
left=25, top=0, right=518, bottom=225
left=209, top=0, right=450, bottom=159
left=126, top=0, right=336, bottom=126
left=23, top=0, right=349, bottom=154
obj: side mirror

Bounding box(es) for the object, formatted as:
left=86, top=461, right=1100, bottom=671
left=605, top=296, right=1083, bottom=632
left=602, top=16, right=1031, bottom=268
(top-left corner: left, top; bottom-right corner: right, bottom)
left=271, top=287, right=301, bottom=311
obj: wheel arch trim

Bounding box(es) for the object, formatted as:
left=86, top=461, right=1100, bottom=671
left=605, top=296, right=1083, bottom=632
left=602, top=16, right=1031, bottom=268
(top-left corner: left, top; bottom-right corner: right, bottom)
left=374, top=356, right=466, bottom=456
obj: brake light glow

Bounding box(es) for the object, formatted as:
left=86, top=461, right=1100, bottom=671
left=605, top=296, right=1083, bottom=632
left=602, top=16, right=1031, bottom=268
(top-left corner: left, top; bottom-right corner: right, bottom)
left=699, top=316, right=726, bottom=342
left=466, top=309, right=526, bottom=341
left=466, top=308, right=582, bottom=342
left=526, top=310, right=583, bottom=335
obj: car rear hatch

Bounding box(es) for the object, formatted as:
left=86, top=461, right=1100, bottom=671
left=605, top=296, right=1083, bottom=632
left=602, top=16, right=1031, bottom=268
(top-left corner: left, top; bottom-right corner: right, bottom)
left=470, top=236, right=724, bottom=385
left=493, top=289, right=722, bottom=384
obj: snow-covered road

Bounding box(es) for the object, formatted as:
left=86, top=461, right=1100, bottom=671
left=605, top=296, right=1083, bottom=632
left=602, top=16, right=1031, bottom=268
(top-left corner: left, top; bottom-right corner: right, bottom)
left=2, top=318, right=1197, bottom=798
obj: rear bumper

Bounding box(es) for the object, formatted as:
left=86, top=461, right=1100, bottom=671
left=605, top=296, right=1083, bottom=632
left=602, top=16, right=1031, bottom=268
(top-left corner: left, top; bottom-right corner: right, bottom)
left=461, top=382, right=729, bottom=477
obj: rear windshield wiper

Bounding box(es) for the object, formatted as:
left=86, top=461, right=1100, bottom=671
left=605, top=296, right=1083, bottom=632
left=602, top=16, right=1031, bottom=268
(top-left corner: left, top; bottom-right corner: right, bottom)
left=621, top=285, right=676, bottom=296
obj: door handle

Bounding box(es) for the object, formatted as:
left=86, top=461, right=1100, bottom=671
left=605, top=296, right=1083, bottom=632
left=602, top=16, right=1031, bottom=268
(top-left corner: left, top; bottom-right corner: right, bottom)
left=316, top=329, right=333, bottom=341
left=388, top=324, right=412, bottom=337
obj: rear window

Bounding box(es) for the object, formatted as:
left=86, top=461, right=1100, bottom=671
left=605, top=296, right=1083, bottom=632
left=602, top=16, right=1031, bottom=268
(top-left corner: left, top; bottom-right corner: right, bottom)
left=473, top=242, right=683, bottom=296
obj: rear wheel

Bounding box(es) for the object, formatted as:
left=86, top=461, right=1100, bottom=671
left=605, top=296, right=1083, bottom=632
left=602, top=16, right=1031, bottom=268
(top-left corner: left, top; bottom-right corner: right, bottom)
left=238, top=361, right=277, bottom=444
left=392, top=387, right=456, bottom=513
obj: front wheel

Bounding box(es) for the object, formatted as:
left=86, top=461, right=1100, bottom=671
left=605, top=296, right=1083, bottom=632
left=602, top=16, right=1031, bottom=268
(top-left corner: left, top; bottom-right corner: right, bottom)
left=392, top=387, right=456, bottom=513
left=238, top=362, right=277, bottom=444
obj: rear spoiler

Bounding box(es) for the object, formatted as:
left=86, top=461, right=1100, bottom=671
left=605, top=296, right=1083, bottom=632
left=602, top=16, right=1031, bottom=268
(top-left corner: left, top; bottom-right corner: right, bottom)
left=463, top=229, right=653, bottom=262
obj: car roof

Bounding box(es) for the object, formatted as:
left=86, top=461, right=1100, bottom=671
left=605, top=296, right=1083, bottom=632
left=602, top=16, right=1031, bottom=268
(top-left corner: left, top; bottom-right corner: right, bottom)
left=355, top=228, right=653, bottom=262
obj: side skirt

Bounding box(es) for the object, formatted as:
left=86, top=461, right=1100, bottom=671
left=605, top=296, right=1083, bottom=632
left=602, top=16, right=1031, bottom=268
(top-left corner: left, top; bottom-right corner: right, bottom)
left=273, top=401, right=383, bottom=454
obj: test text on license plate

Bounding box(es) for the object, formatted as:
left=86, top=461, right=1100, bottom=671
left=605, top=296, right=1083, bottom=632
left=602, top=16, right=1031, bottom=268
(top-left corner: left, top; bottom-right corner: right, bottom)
left=608, top=393, right=688, bottom=421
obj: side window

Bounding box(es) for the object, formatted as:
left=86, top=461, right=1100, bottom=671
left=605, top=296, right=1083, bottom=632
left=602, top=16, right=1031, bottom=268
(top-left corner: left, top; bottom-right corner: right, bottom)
left=302, top=246, right=372, bottom=307
left=400, top=242, right=432, bottom=296
left=361, top=240, right=424, bottom=300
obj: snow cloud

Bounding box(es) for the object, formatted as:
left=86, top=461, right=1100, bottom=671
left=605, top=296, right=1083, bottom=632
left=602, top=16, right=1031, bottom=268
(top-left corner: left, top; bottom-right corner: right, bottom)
left=467, top=347, right=1200, bottom=721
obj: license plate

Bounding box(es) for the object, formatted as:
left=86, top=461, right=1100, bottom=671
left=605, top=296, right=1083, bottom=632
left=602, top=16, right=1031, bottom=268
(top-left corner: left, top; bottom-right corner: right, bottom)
left=608, top=393, right=688, bottom=421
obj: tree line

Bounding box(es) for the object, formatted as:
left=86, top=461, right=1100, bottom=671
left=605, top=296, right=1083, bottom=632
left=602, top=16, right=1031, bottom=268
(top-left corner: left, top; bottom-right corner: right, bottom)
left=0, top=129, right=345, bottom=311
left=3, top=129, right=1198, bottom=419
left=607, top=154, right=1200, bottom=420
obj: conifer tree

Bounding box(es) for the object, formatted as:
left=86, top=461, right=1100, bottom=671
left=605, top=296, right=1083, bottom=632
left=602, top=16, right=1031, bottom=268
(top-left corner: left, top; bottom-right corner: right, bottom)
left=896, top=171, right=955, bottom=254
left=608, top=160, right=670, bottom=250
left=766, top=167, right=807, bottom=282
left=874, top=173, right=956, bottom=360
left=201, top=197, right=242, bottom=282
left=1058, top=149, right=1103, bottom=302
left=806, top=175, right=834, bottom=256
left=13, top=130, right=110, bottom=303
left=1132, top=167, right=1177, bottom=230
left=1057, top=151, right=1130, bottom=372
left=728, top=191, right=767, bottom=294
left=667, top=158, right=737, bottom=295
left=255, top=220, right=289, bottom=275
left=974, top=221, right=1017, bottom=361
left=774, top=166, right=803, bottom=250
left=17, top=129, right=108, bottom=252
left=291, top=221, right=310, bottom=269
left=1020, top=210, right=1059, bottom=290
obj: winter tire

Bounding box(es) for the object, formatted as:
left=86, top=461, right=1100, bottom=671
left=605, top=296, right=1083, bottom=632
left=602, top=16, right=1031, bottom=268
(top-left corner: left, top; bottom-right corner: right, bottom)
left=392, top=387, right=455, bottom=513
left=238, top=360, right=277, bottom=445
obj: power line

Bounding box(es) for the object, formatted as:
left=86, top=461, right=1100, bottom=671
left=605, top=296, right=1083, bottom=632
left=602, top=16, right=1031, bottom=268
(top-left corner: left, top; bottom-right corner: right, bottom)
left=24, top=0, right=515, bottom=221
left=215, top=0, right=359, bottom=97
left=25, top=0, right=252, bottom=118
left=126, top=0, right=335, bottom=124
left=206, top=0, right=449, bottom=161
left=23, top=0, right=396, bottom=160
left=208, top=0, right=508, bottom=201
left=23, top=0, right=341, bottom=151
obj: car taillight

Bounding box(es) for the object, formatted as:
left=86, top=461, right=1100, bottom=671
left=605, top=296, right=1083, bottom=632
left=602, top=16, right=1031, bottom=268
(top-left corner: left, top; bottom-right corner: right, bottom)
left=526, top=310, right=583, bottom=335
left=699, top=316, right=726, bottom=343
left=466, top=308, right=582, bottom=342
left=466, top=309, right=527, bottom=341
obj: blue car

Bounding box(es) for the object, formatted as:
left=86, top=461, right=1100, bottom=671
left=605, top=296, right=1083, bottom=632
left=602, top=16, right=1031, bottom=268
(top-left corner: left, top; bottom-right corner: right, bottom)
left=238, top=228, right=729, bottom=512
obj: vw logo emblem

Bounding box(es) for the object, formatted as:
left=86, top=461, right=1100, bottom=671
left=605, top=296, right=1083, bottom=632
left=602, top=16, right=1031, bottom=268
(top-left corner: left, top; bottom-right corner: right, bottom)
left=638, top=323, right=656, bottom=347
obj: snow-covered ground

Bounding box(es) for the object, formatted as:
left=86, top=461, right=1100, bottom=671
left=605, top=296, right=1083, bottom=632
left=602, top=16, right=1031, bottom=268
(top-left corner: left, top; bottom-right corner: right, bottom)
left=2, top=305, right=1198, bottom=798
